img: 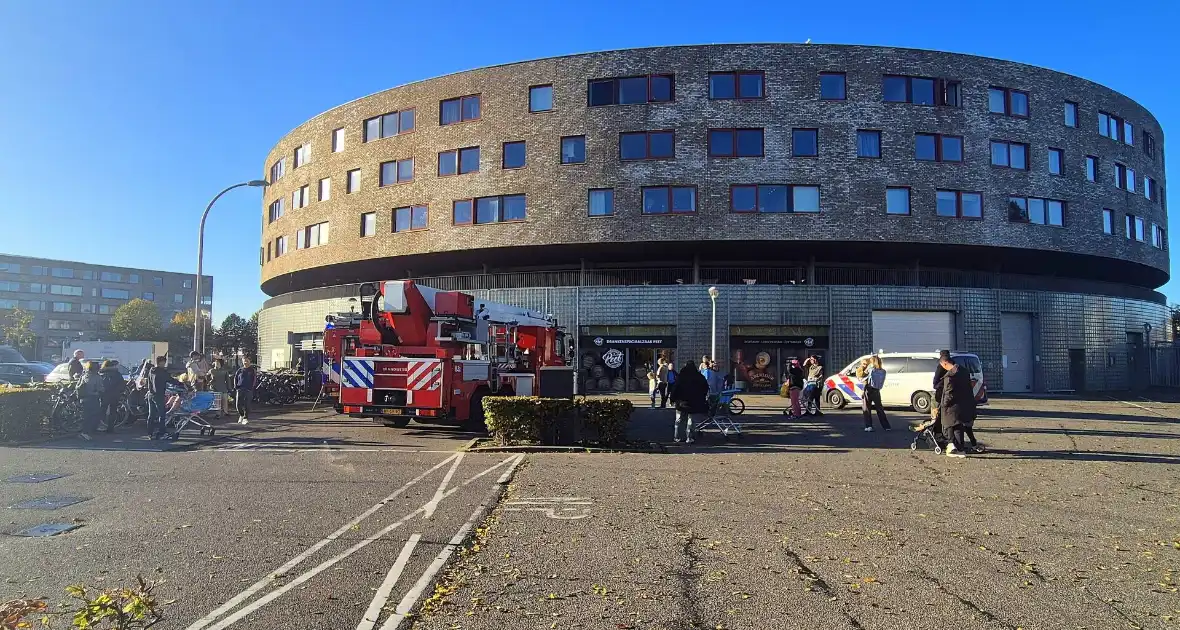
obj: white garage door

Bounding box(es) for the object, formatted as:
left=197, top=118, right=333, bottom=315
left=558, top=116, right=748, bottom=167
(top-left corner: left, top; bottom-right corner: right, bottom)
left=872, top=311, right=955, bottom=354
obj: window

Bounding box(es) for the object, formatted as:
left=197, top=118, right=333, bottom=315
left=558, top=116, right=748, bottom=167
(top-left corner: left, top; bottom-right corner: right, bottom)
left=1135, top=216, right=1145, bottom=241
left=1102, top=209, right=1114, bottom=235
left=708, top=71, right=764, bottom=99
left=561, top=136, right=586, bottom=164
left=708, top=128, right=764, bottom=157
left=331, top=127, right=345, bottom=152
left=886, top=187, right=911, bottom=215
left=274, top=236, right=287, bottom=257
left=129, top=274, right=138, bottom=284
left=818, top=72, right=846, bottom=100
left=51, top=268, right=73, bottom=278
left=883, top=75, right=960, bottom=106
left=1127, top=166, right=1136, bottom=193
left=294, top=144, right=310, bottom=168
left=296, top=222, right=330, bottom=249
left=1143, top=131, right=1157, bottom=159
left=319, top=178, right=331, bottom=201
left=152, top=277, right=162, bottom=287
left=24, top=301, right=45, bottom=311
left=31, top=266, right=46, bottom=276
left=28, top=283, right=46, bottom=293
left=1098, top=112, right=1124, bottom=141
left=642, top=186, right=697, bottom=214
left=1007, top=196, right=1065, bottom=226
left=588, top=189, right=614, bottom=216
left=915, top=134, right=963, bottom=162
left=729, top=185, right=819, bottom=213
left=990, top=140, right=1028, bottom=169
left=393, top=206, right=428, bottom=232
left=183, top=279, right=192, bottom=289
left=438, top=147, right=480, bottom=175
left=364, top=109, right=415, bottom=140
left=0, top=280, right=18, bottom=291
left=1064, top=101, right=1078, bottom=127
left=347, top=169, right=361, bottom=193
left=174, top=294, right=184, bottom=304
left=266, top=242, right=271, bottom=263
left=269, top=157, right=286, bottom=182
left=51, top=302, right=73, bottom=312
left=361, top=212, right=376, bottom=237
left=379, top=158, right=414, bottom=185
left=453, top=195, right=525, bottom=225
left=0, top=298, right=16, bottom=309
left=142, top=291, right=155, bottom=301
left=1085, top=156, right=1097, bottom=182
left=1048, top=148, right=1064, bottom=175
left=502, top=141, right=526, bottom=169
left=529, top=85, right=553, bottom=112
left=440, top=95, right=480, bottom=125
left=268, top=198, right=284, bottom=222
left=856, top=130, right=881, bottom=158
left=101, top=288, right=130, bottom=299
left=1146, top=176, right=1156, bottom=202
left=619, top=130, right=674, bottom=160
left=84, top=303, right=99, bottom=313
left=988, top=86, right=1029, bottom=116
left=588, top=75, right=674, bottom=106
left=1152, top=223, right=1165, bottom=249
left=1114, top=163, right=1133, bottom=191
left=50, top=284, right=82, bottom=296
left=0, top=262, right=18, bottom=272
left=792, top=129, right=818, bottom=157
left=291, top=185, right=309, bottom=209
left=99, top=271, right=121, bottom=282
left=100, top=304, right=118, bottom=314
left=48, top=319, right=74, bottom=330
left=1123, top=121, right=1134, bottom=146
left=936, top=190, right=982, bottom=219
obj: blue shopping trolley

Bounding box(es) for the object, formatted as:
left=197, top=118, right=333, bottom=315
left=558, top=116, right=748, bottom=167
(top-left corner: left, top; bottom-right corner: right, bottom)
left=164, top=391, right=223, bottom=440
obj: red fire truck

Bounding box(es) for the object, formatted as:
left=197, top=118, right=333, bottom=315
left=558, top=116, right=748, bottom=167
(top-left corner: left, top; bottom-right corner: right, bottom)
left=322, top=280, right=573, bottom=428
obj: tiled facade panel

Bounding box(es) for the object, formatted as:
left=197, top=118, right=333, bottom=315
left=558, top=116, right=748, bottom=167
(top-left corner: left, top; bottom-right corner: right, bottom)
left=258, top=44, right=1168, bottom=296
left=260, top=285, right=1168, bottom=392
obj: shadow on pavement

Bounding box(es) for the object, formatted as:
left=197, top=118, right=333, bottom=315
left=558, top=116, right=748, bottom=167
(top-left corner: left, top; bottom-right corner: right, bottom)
left=985, top=448, right=1180, bottom=465
left=981, top=408, right=1178, bottom=424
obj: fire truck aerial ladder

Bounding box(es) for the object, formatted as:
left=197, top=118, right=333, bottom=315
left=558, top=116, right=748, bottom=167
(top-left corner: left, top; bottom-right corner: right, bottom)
left=322, top=280, right=574, bottom=428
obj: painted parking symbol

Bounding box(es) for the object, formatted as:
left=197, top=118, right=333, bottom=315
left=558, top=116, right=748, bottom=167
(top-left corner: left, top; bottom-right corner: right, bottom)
left=504, top=497, right=592, bottom=520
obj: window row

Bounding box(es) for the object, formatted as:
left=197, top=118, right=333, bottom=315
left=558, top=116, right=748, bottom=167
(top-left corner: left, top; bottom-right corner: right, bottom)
left=0, top=266, right=147, bottom=284
left=1103, top=210, right=1167, bottom=249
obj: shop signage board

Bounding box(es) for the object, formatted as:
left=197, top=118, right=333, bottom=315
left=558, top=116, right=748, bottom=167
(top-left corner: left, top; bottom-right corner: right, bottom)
left=731, top=335, right=829, bottom=348
left=579, top=336, right=677, bottom=348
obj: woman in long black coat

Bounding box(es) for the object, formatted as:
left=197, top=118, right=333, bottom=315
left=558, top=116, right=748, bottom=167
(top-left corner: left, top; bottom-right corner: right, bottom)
left=939, top=356, right=977, bottom=457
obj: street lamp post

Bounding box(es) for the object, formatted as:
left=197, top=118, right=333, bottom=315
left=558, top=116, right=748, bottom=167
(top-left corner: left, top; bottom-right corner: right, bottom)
left=194, top=180, right=269, bottom=353
left=61, top=331, right=84, bottom=362
left=707, top=286, right=719, bottom=365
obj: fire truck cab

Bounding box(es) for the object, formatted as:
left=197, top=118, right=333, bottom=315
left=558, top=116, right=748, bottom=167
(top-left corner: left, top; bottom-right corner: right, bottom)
left=323, top=280, right=573, bottom=428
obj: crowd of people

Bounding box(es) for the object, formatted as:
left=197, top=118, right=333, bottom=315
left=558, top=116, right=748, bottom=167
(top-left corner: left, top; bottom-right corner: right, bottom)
left=68, top=348, right=260, bottom=442
left=643, top=349, right=981, bottom=457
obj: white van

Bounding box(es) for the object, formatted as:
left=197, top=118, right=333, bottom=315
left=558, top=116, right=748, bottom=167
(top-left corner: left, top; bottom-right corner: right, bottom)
left=823, top=352, right=987, bottom=413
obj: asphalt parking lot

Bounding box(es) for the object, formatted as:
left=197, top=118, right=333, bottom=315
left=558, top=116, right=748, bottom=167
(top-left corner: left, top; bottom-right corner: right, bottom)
left=1, top=395, right=1177, bottom=629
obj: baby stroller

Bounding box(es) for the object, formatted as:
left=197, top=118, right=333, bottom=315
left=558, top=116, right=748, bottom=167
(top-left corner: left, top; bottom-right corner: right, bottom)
left=164, top=390, right=222, bottom=440
left=910, top=416, right=945, bottom=454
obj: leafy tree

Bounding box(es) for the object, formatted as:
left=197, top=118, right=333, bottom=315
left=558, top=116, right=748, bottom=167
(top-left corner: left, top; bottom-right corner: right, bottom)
left=1, top=307, right=37, bottom=354
left=1171, top=304, right=1180, bottom=341
left=108, top=298, right=162, bottom=341
left=243, top=312, right=259, bottom=360
left=165, top=310, right=210, bottom=354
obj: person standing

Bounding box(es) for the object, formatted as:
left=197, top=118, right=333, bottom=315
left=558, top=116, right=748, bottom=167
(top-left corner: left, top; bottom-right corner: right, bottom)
left=234, top=357, right=259, bottom=425
left=145, top=355, right=183, bottom=440
left=668, top=361, right=708, bottom=444
left=804, top=355, right=825, bottom=416
left=647, top=365, right=658, bottom=408
left=938, top=353, right=977, bottom=457
left=702, top=360, right=725, bottom=412
left=861, top=355, right=891, bottom=432
left=75, top=361, right=103, bottom=440
left=699, top=355, right=712, bottom=372
left=186, top=351, right=211, bottom=391
left=783, top=359, right=804, bottom=419
left=208, top=358, right=233, bottom=419
left=654, top=358, right=670, bottom=408
left=98, top=360, right=124, bottom=432
left=68, top=349, right=85, bottom=380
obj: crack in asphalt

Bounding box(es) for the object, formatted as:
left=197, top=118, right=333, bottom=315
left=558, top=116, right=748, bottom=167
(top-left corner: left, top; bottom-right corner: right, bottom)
left=672, top=530, right=709, bottom=630
left=1080, top=585, right=1144, bottom=629
left=1057, top=422, right=1080, bottom=453
left=915, top=568, right=1018, bottom=629
left=956, top=534, right=1048, bottom=584
left=779, top=546, right=866, bottom=630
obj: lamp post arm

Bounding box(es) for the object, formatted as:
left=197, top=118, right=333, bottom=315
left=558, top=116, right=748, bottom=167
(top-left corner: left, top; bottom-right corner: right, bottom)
left=194, top=182, right=252, bottom=353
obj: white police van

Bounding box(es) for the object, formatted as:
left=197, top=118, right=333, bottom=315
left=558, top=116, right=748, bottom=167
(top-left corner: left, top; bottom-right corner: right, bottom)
left=823, top=352, right=987, bottom=413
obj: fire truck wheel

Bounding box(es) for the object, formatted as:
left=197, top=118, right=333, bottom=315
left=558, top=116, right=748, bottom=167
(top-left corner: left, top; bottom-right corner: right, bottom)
left=382, top=416, right=411, bottom=428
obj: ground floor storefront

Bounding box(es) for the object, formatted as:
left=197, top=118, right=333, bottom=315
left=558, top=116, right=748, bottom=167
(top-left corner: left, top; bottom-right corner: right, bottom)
left=258, top=284, right=1168, bottom=393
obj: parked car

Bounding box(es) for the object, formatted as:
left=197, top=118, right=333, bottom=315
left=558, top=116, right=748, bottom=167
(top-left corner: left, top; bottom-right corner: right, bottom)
left=0, top=346, right=27, bottom=363
left=0, top=363, right=54, bottom=385
left=823, top=351, right=987, bottom=413
left=45, top=359, right=131, bottom=383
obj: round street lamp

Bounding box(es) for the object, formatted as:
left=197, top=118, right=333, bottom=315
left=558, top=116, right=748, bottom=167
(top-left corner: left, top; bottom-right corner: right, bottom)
left=708, top=286, right=720, bottom=366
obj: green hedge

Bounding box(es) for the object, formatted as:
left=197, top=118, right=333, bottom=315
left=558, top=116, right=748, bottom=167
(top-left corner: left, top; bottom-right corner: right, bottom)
left=482, top=397, right=633, bottom=447
left=0, top=387, right=52, bottom=442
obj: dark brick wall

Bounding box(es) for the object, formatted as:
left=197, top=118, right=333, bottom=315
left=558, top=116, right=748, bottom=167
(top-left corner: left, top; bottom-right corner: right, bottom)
left=258, top=44, right=1168, bottom=293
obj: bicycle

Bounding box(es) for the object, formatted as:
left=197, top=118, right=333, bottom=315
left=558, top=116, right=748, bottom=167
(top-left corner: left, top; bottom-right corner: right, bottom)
left=48, top=383, right=82, bottom=434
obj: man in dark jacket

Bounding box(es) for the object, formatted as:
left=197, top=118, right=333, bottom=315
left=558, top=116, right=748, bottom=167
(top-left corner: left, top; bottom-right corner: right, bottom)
left=98, top=360, right=124, bottom=432
left=234, top=356, right=259, bottom=425
left=145, top=355, right=184, bottom=440
left=939, top=354, right=977, bottom=458
left=68, top=349, right=85, bottom=380
left=668, top=361, right=708, bottom=444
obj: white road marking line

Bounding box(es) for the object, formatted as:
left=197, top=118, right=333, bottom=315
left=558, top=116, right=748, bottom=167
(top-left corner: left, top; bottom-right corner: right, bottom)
left=1117, top=398, right=1177, bottom=419
left=356, top=534, right=421, bottom=630
left=423, top=453, right=463, bottom=519
left=194, top=455, right=518, bottom=630
left=184, top=453, right=459, bottom=630
left=383, top=454, right=526, bottom=629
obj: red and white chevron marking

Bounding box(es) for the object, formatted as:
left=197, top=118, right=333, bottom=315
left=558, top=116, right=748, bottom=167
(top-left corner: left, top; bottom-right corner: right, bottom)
left=406, top=361, right=442, bottom=391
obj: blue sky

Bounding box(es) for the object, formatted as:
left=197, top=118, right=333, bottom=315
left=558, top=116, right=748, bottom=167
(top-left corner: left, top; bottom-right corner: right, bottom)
left=1, top=0, right=1177, bottom=320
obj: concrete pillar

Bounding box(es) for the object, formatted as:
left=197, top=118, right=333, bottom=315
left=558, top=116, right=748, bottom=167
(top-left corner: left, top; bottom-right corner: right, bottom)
left=806, top=256, right=816, bottom=285
left=692, top=254, right=701, bottom=284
